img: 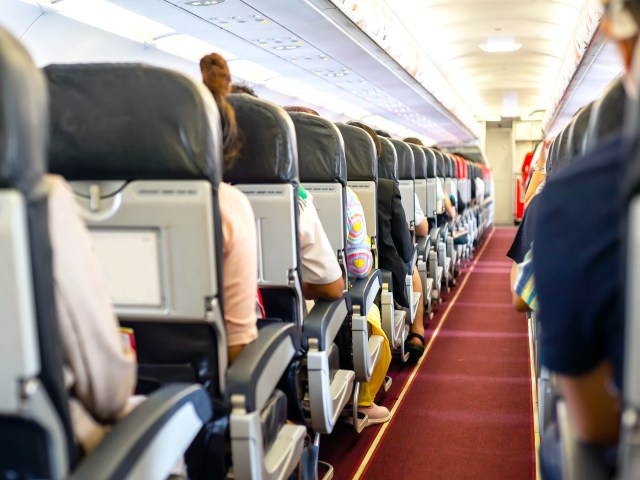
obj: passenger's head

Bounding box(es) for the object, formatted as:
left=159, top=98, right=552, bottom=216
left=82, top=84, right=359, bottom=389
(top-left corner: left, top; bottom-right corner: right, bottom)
left=231, top=82, right=257, bottom=96
left=601, top=0, right=640, bottom=71
left=347, top=121, right=381, bottom=159
left=283, top=105, right=320, bottom=116
left=199, top=52, right=240, bottom=170
left=403, top=137, right=424, bottom=146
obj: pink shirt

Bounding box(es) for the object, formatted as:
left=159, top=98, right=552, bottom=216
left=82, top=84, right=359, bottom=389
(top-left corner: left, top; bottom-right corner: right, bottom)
left=218, top=182, right=258, bottom=347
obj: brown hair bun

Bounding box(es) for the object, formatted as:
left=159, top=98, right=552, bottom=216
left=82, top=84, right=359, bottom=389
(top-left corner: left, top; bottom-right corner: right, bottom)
left=200, top=53, right=231, bottom=98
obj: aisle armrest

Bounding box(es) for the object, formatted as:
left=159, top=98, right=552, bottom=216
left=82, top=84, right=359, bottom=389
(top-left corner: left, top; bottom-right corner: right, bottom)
left=225, top=323, right=296, bottom=413
left=350, top=270, right=382, bottom=315
left=417, top=235, right=430, bottom=260
left=71, top=384, right=212, bottom=480
left=302, top=294, right=350, bottom=351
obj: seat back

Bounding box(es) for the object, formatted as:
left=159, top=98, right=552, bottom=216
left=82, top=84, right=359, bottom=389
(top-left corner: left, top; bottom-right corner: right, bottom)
left=567, top=103, right=593, bottom=162
left=586, top=78, right=625, bottom=153
left=291, top=112, right=347, bottom=282
left=0, top=27, right=77, bottom=478
left=336, top=123, right=379, bottom=264
left=46, top=63, right=227, bottom=397
left=390, top=138, right=416, bottom=229
left=408, top=143, right=427, bottom=221
left=554, top=121, right=573, bottom=170
left=226, top=94, right=303, bottom=328
left=378, top=137, right=399, bottom=183
left=422, top=147, right=441, bottom=218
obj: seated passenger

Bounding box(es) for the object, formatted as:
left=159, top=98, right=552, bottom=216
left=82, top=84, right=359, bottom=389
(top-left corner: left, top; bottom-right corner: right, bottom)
left=48, top=174, right=137, bottom=454
left=283, top=106, right=390, bottom=425
left=531, top=2, right=637, bottom=475
left=350, top=122, right=427, bottom=362
left=200, top=53, right=259, bottom=362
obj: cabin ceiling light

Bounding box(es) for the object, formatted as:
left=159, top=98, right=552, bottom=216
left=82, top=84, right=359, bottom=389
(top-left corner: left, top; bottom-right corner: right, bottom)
left=479, top=37, right=522, bottom=53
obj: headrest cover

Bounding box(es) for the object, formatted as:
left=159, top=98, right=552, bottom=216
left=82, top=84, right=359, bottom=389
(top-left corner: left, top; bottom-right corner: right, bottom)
left=45, top=63, right=222, bottom=184
left=290, top=112, right=346, bottom=186
left=422, top=147, right=437, bottom=178
left=0, top=28, right=48, bottom=199
left=588, top=78, right=626, bottom=150
left=389, top=139, right=415, bottom=180
left=568, top=103, right=593, bottom=160
left=226, top=94, right=298, bottom=184
left=378, top=137, right=398, bottom=182
left=408, top=144, right=427, bottom=179
left=434, top=150, right=446, bottom=177
left=335, top=123, right=378, bottom=182
left=446, top=155, right=457, bottom=179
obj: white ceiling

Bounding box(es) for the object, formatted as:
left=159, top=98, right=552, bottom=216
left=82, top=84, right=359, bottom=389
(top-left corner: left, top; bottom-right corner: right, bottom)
left=385, top=0, right=589, bottom=118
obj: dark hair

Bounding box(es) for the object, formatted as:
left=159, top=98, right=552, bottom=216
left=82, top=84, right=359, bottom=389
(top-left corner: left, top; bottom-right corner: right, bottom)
left=231, top=82, right=257, bottom=96
left=283, top=105, right=320, bottom=116
left=375, top=129, right=391, bottom=138
left=348, top=121, right=381, bottom=159
left=200, top=52, right=241, bottom=170
left=403, top=137, right=423, bottom=146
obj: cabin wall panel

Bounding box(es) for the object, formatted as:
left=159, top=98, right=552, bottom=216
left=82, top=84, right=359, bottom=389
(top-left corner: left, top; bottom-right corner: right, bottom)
left=485, top=127, right=514, bottom=226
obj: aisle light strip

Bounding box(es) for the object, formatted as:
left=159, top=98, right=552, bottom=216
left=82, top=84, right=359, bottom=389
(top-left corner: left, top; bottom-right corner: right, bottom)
left=352, top=228, right=497, bottom=480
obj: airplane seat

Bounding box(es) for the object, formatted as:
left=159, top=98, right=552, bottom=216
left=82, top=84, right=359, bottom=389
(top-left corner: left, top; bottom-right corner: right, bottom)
left=45, top=62, right=299, bottom=480
left=566, top=103, right=594, bottom=163
left=286, top=111, right=360, bottom=436
left=444, top=154, right=459, bottom=275
left=0, top=30, right=212, bottom=480
left=432, top=150, right=453, bottom=289
left=554, top=121, right=573, bottom=171
left=407, top=143, right=434, bottom=312
left=378, top=137, right=416, bottom=360
left=421, top=147, right=445, bottom=300
left=338, top=125, right=408, bottom=364
left=585, top=78, right=626, bottom=154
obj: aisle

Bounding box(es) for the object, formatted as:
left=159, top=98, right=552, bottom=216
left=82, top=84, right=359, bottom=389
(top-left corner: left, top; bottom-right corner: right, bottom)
left=320, top=227, right=535, bottom=480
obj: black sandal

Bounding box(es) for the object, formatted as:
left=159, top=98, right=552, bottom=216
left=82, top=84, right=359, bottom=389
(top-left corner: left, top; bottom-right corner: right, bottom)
left=404, top=332, right=425, bottom=363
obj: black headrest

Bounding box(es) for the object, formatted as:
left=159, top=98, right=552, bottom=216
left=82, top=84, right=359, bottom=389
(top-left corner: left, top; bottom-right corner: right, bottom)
left=408, top=144, right=427, bottom=179
left=446, top=155, right=458, bottom=179
left=335, top=123, right=377, bottom=182
left=554, top=121, right=573, bottom=169
left=546, top=137, right=557, bottom=178
left=225, top=94, right=297, bottom=184
left=45, top=63, right=222, bottom=185
left=389, top=139, right=415, bottom=181
left=289, top=112, right=346, bottom=186
left=434, top=150, right=446, bottom=177
left=568, top=103, right=593, bottom=160
left=422, top=147, right=437, bottom=178
left=587, top=78, right=626, bottom=151
left=378, top=137, right=398, bottom=182
left=0, top=28, right=48, bottom=200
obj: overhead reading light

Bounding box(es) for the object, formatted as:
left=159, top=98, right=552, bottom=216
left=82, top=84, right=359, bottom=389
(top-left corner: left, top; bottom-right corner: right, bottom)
left=479, top=37, right=522, bottom=53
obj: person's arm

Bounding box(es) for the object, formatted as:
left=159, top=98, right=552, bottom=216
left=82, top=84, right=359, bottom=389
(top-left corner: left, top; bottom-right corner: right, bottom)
left=524, top=140, right=549, bottom=206
left=299, top=192, right=345, bottom=300
left=302, top=278, right=344, bottom=301
left=557, top=361, right=621, bottom=445
left=510, top=263, right=530, bottom=312
left=416, top=219, right=429, bottom=237
left=345, top=187, right=373, bottom=278
left=444, top=195, right=457, bottom=220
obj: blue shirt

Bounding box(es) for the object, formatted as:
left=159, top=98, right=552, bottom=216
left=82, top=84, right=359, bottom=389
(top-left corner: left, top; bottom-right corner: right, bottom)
left=532, top=135, right=625, bottom=389
left=507, top=194, right=541, bottom=263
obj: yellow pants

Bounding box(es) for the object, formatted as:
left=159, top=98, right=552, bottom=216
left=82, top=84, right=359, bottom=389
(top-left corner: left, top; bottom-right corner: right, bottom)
left=357, top=303, right=392, bottom=406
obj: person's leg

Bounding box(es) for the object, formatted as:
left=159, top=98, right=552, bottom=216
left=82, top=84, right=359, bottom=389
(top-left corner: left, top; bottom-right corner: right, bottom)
left=408, top=269, right=425, bottom=345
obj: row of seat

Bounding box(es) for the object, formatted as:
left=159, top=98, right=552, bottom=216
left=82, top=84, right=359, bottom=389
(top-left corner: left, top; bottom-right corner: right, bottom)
left=0, top=27, right=493, bottom=480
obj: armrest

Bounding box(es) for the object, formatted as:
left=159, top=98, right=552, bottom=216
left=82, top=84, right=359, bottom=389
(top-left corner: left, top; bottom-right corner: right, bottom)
left=417, top=235, right=430, bottom=259
left=349, top=269, right=382, bottom=314
left=225, top=323, right=296, bottom=413
left=302, top=293, right=350, bottom=351
left=410, top=244, right=418, bottom=269
left=429, top=227, right=441, bottom=244
left=71, top=384, right=211, bottom=480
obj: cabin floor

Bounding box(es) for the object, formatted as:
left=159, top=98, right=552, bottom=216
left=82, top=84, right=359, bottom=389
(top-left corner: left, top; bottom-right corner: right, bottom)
left=320, top=227, right=536, bottom=480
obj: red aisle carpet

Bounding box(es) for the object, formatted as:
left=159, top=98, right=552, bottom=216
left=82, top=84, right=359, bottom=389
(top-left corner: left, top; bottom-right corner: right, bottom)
left=320, top=227, right=535, bottom=480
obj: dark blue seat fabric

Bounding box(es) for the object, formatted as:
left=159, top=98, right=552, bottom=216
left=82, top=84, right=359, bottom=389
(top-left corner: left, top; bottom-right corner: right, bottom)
left=532, top=134, right=625, bottom=390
